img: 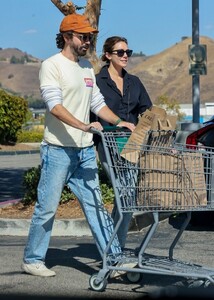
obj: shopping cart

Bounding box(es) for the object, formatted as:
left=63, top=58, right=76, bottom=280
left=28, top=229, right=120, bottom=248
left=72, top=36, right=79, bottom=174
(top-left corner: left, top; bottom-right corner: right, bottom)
left=89, top=127, right=214, bottom=292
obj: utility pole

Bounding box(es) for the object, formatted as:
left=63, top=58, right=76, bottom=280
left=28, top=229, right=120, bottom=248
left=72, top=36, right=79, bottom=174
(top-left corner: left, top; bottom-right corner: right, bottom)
left=179, top=0, right=207, bottom=142
left=192, top=0, right=200, bottom=123
left=190, top=0, right=207, bottom=122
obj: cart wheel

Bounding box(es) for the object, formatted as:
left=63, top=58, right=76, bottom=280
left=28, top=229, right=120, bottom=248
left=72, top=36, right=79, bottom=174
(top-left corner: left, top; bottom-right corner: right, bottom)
left=89, top=273, right=107, bottom=292
left=126, top=272, right=142, bottom=283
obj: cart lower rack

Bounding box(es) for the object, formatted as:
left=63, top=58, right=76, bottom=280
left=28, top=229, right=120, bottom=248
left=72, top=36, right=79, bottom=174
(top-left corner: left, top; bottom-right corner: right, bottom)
left=89, top=129, right=214, bottom=292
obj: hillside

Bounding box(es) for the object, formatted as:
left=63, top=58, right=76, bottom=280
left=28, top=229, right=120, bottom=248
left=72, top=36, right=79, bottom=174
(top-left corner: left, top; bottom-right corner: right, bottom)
left=0, top=48, right=41, bottom=100
left=0, top=37, right=214, bottom=104
left=127, top=36, right=214, bottom=104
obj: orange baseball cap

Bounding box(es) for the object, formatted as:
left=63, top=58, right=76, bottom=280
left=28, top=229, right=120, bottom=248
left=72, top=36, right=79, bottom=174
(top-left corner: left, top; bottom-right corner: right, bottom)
left=60, top=13, right=98, bottom=33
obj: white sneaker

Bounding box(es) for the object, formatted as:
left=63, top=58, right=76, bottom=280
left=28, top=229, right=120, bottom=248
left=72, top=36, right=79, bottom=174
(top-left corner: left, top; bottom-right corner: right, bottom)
left=21, top=262, right=56, bottom=277
left=110, top=261, right=137, bottom=278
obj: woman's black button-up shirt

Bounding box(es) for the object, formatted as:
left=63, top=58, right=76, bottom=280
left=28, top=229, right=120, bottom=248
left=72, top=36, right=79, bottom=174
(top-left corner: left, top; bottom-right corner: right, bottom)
left=93, top=65, right=152, bottom=127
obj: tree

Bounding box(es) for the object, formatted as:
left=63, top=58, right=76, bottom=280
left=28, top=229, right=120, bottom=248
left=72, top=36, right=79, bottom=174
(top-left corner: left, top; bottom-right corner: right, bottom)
left=51, top=0, right=102, bottom=72
left=155, top=94, right=186, bottom=121
left=10, top=55, right=19, bottom=64
left=0, top=90, right=28, bottom=144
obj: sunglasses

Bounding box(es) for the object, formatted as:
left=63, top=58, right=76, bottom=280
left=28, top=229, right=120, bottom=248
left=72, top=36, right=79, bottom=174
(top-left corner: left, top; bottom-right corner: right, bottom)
left=73, top=33, right=94, bottom=43
left=110, top=49, right=133, bottom=57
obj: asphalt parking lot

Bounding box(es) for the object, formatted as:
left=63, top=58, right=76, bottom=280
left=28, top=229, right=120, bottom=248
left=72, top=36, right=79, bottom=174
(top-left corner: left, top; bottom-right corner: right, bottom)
left=1, top=214, right=214, bottom=299
left=1, top=150, right=214, bottom=299
left=0, top=152, right=40, bottom=202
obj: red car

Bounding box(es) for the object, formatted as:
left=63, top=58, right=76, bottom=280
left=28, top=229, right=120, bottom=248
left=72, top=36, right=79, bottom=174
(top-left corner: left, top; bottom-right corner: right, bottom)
left=185, top=117, right=214, bottom=226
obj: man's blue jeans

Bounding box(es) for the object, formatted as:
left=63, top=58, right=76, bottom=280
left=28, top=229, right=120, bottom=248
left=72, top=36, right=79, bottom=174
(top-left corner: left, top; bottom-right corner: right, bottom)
left=23, top=144, right=121, bottom=264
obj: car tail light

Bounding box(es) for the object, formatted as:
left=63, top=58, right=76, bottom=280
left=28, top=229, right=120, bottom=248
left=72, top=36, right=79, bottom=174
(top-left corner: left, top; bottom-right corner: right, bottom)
left=186, top=124, right=214, bottom=149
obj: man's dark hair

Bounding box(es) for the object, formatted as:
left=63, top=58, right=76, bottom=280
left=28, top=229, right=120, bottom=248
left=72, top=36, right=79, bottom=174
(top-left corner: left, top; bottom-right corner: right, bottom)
left=56, top=32, right=73, bottom=49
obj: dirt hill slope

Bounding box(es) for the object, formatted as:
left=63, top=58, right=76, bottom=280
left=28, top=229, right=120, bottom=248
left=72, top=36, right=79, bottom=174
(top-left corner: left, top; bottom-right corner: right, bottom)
left=127, top=36, right=214, bottom=104
left=0, top=37, right=213, bottom=104
left=0, top=48, right=41, bottom=99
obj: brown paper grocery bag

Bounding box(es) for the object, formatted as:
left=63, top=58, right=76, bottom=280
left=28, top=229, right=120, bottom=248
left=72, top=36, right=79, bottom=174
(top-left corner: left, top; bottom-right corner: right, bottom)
left=182, top=152, right=207, bottom=206
left=120, top=109, right=159, bottom=163
left=150, top=106, right=177, bottom=130
left=120, top=106, right=177, bottom=163
left=137, top=152, right=182, bottom=208
left=137, top=151, right=207, bottom=209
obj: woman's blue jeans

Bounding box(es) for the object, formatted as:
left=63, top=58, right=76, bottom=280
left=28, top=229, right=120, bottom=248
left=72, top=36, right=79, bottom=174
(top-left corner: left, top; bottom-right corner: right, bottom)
left=23, top=144, right=121, bottom=264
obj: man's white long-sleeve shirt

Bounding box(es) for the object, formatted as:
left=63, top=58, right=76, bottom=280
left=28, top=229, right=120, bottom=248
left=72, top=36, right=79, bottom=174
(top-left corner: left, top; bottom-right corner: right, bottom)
left=39, top=52, right=106, bottom=147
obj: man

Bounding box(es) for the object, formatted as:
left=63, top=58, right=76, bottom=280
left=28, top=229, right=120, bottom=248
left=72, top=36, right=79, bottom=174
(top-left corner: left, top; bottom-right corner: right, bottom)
left=21, top=13, right=135, bottom=277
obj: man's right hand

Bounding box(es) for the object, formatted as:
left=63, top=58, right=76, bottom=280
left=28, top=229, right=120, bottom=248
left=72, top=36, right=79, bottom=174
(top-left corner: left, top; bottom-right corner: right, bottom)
left=84, top=122, right=103, bottom=132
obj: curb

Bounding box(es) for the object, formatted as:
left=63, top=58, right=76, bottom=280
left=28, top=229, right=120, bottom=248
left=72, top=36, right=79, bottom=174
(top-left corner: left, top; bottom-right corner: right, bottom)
left=0, top=198, right=140, bottom=236
left=0, top=209, right=140, bottom=237
left=0, top=199, right=22, bottom=208
left=0, top=198, right=172, bottom=237
left=0, top=218, right=92, bottom=236
left=0, top=143, right=40, bottom=156
left=0, top=213, right=171, bottom=237
left=0, top=149, right=40, bottom=156
left=0, top=217, right=140, bottom=237
left=0, top=198, right=93, bottom=237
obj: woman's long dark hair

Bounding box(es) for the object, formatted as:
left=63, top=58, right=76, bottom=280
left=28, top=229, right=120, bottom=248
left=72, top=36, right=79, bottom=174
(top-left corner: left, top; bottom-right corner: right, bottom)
left=101, top=36, right=128, bottom=63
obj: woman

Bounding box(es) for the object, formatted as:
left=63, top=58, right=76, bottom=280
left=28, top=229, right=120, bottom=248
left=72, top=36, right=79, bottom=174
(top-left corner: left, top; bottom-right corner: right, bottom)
left=92, top=36, right=152, bottom=249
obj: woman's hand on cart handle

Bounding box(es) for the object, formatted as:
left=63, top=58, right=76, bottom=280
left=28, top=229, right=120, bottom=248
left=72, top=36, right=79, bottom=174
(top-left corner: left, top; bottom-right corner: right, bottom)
left=117, top=121, right=136, bottom=132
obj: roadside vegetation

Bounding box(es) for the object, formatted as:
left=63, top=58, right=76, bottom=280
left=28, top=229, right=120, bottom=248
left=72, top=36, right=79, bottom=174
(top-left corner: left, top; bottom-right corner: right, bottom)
left=0, top=89, right=28, bottom=144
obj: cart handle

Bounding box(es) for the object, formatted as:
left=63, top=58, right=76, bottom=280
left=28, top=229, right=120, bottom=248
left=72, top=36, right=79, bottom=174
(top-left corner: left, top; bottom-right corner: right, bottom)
left=90, top=126, right=129, bottom=135
left=103, top=126, right=130, bottom=132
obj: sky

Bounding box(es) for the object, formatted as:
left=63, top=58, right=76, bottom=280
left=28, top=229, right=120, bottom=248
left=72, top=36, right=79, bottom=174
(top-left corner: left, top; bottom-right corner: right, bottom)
left=0, top=0, right=214, bottom=60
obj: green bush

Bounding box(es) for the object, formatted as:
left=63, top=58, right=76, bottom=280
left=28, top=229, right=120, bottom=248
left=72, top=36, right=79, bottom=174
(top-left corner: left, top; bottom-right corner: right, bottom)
left=17, top=130, right=43, bottom=143
left=22, top=162, right=114, bottom=206
left=22, top=166, right=41, bottom=206
left=0, top=89, right=28, bottom=143
left=100, top=183, right=114, bottom=204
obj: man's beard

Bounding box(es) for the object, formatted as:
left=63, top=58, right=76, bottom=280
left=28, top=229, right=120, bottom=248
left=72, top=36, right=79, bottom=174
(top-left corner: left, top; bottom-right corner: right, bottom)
left=72, top=44, right=88, bottom=57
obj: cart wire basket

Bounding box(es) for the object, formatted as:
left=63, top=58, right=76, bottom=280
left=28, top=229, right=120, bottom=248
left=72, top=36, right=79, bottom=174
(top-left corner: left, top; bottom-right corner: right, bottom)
left=89, top=128, right=214, bottom=292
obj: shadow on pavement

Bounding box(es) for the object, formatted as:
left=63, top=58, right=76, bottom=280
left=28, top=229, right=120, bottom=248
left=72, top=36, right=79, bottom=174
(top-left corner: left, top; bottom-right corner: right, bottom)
left=46, top=243, right=101, bottom=276
left=169, top=212, right=214, bottom=231
left=0, top=168, right=28, bottom=201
